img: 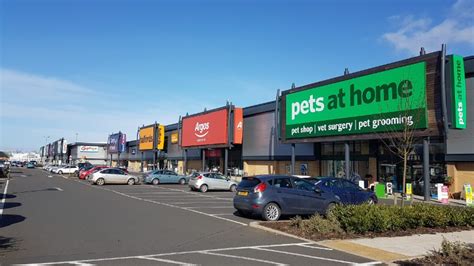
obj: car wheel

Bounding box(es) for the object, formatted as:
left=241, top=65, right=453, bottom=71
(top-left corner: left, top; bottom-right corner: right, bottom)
left=96, top=178, right=105, bottom=186
left=325, top=203, right=336, bottom=216
left=179, top=178, right=186, bottom=185
left=58, top=171, right=63, bottom=174
left=262, top=203, right=281, bottom=221
left=200, top=184, right=208, bottom=193
left=367, top=197, right=375, bottom=205
left=127, top=178, right=135, bottom=185
left=230, top=184, right=237, bottom=192
left=152, top=178, right=160, bottom=185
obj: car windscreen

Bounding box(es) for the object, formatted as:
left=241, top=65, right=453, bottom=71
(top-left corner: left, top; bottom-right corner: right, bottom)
left=238, top=177, right=261, bottom=188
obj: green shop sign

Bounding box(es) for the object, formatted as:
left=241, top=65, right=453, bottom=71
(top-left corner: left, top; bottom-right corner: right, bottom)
left=284, top=62, right=428, bottom=139
left=451, top=55, right=467, bottom=129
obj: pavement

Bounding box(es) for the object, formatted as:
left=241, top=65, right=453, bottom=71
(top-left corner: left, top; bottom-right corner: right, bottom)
left=321, top=230, right=474, bottom=263
left=0, top=168, right=379, bottom=265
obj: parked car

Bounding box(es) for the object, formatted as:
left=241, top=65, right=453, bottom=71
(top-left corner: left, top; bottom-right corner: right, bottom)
left=233, top=175, right=339, bottom=221
left=314, top=177, right=377, bottom=205
left=89, top=168, right=139, bottom=186
left=79, top=165, right=108, bottom=180
left=55, top=165, right=79, bottom=175
left=188, top=172, right=238, bottom=193
left=144, top=170, right=189, bottom=185
left=49, top=165, right=61, bottom=173
left=26, top=162, right=35, bottom=168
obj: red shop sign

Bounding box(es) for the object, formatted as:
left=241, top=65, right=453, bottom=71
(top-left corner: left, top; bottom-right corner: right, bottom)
left=181, top=109, right=228, bottom=147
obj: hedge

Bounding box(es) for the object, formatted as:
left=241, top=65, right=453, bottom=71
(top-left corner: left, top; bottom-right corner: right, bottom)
left=329, top=203, right=474, bottom=234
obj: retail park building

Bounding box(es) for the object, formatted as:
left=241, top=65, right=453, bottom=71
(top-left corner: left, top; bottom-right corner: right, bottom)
left=40, top=50, right=473, bottom=198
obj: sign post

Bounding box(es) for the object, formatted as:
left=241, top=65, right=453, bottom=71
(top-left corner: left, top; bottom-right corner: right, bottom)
left=465, top=184, right=473, bottom=207
left=406, top=183, right=412, bottom=200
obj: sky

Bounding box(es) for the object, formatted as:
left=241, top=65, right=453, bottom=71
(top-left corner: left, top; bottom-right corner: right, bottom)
left=1, top=0, right=473, bottom=151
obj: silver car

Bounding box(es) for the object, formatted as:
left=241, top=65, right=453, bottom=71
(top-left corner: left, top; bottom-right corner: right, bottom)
left=188, top=172, right=238, bottom=193
left=90, top=168, right=139, bottom=186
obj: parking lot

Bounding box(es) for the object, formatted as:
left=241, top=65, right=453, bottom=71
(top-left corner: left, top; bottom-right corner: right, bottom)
left=74, top=178, right=252, bottom=226
left=1, top=168, right=380, bottom=265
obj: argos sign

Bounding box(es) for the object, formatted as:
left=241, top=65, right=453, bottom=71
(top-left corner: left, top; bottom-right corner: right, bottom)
left=181, top=109, right=229, bottom=147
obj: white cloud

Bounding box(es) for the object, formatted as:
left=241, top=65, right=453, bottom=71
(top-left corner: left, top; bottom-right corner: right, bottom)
left=382, top=0, right=474, bottom=55
left=1, top=68, right=96, bottom=100
left=0, top=68, right=220, bottom=150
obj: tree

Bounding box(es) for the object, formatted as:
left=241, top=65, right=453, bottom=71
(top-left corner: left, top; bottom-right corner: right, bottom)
left=376, top=82, right=426, bottom=206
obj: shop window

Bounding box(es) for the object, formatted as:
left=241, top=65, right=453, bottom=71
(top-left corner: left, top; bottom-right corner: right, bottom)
left=321, top=143, right=333, bottom=155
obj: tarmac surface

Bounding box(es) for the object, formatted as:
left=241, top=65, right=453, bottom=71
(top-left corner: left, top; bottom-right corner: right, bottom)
left=0, top=168, right=380, bottom=265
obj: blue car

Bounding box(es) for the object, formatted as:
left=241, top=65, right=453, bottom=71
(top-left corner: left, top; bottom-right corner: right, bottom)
left=144, top=170, right=190, bottom=185
left=314, top=177, right=377, bottom=205
left=233, top=175, right=339, bottom=221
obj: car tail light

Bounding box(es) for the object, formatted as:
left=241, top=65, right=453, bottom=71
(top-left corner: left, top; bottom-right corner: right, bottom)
left=254, top=183, right=267, bottom=193
left=197, top=175, right=203, bottom=180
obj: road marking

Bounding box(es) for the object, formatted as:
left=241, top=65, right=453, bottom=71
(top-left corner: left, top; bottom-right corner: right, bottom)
left=54, top=187, right=63, bottom=191
left=253, top=247, right=355, bottom=264
left=296, top=243, right=333, bottom=251
left=152, top=186, right=235, bottom=201
left=186, top=206, right=234, bottom=209
left=48, top=175, right=53, bottom=178
left=28, top=242, right=312, bottom=265
left=173, top=201, right=232, bottom=204
left=138, top=256, right=196, bottom=265
left=199, top=251, right=287, bottom=265
left=0, top=179, right=10, bottom=218
left=354, top=262, right=383, bottom=265
left=21, top=175, right=27, bottom=177
left=71, top=179, right=247, bottom=226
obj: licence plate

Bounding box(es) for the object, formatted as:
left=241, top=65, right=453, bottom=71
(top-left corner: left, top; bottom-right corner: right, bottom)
left=238, top=191, right=248, bottom=196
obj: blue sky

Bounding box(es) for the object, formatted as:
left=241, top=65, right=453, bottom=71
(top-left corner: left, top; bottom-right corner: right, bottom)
left=1, top=0, right=473, bottom=151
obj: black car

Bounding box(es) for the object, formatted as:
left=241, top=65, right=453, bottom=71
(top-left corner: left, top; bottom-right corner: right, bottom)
left=315, top=177, right=378, bottom=205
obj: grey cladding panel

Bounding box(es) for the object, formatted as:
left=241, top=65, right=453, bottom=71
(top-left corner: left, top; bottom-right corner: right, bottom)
left=243, top=112, right=314, bottom=158
left=447, top=77, right=474, bottom=155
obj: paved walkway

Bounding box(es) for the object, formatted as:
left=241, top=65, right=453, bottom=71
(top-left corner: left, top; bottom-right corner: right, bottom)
left=320, top=230, right=474, bottom=263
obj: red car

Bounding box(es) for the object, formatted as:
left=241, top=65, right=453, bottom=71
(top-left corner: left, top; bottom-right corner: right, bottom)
left=79, top=166, right=109, bottom=180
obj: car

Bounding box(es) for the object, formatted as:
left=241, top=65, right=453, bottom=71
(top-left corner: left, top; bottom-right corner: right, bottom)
left=233, top=175, right=339, bottom=221
left=79, top=165, right=108, bottom=180
left=89, top=168, right=139, bottom=186
left=77, top=162, right=94, bottom=176
left=55, top=165, right=79, bottom=175
left=314, top=177, right=378, bottom=205
left=188, top=172, right=238, bottom=193
left=26, top=162, right=35, bottom=168
left=50, top=165, right=61, bottom=173
left=144, top=170, right=190, bottom=185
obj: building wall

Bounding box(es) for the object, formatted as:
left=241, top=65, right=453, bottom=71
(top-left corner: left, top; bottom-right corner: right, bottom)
left=447, top=162, right=474, bottom=196
left=447, top=76, right=474, bottom=154
left=243, top=160, right=320, bottom=176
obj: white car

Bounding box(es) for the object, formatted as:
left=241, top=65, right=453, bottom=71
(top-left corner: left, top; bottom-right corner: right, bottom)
left=90, top=168, right=139, bottom=186
left=188, top=172, right=238, bottom=193
left=55, top=165, right=79, bottom=175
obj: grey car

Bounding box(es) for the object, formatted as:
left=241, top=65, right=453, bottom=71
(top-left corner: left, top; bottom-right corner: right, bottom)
left=233, top=175, right=339, bottom=221
left=188, top=172, right=238, bottom=193
left=144, top=170, right=190, bottom=185
left=90, top=168, right=139, bottom=186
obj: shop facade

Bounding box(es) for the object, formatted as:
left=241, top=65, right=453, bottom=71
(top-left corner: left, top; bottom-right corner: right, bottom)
left=67, top=142, right=108, bottom=165
left=104, top=51, right=472, bottom=199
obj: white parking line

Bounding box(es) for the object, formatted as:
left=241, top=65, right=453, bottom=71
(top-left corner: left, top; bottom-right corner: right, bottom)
left=253, top=247, right=354, bottom=264
left=199, top=251, right=287, bottom=265
left=173, top=201, right=232, bottom=204
left=186, top=206, right=234, bottom=209
left=295, top=243, right=333, bottom=251
left=0, top=180, right=10, bottom=218
left=138, top=256, right=196, bottom=265
left=71, top=180, right=247, bottom=226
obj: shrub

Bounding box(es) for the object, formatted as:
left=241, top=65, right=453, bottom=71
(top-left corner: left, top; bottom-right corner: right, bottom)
left=328, top=203, right=473, bottom=234
left=289, top=214, right=343, bottom=235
